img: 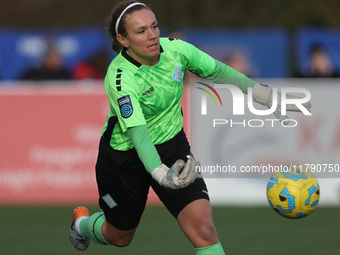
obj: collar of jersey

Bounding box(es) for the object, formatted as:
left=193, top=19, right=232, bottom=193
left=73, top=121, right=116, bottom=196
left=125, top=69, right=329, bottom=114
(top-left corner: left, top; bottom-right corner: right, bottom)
left=121, top=46, right=164, bottom=68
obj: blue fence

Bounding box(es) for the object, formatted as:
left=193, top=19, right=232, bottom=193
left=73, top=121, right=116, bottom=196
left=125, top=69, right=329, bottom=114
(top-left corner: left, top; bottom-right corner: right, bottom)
left=0, top=27, right=110, bottom=81
left=183, top=28, right=289, bottom=78
left=0, top=26, right=339, bottom=80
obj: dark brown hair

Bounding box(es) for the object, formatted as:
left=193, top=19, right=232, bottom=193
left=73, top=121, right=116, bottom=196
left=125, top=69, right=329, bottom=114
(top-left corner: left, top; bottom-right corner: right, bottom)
left=107, top=1, right=150, bottom=52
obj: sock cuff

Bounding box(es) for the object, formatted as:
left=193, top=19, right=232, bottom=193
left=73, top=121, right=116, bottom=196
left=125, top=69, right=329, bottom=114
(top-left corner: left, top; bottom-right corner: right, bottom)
left=79, top=212, right=109, bottom=245
left=195, top=242, right=225, bottom=255
left=92, top=213, right=109, bottom=245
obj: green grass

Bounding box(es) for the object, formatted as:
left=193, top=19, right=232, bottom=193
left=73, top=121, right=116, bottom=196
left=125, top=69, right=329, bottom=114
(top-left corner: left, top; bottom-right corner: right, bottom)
left=0, top=205, right=338, bottom=255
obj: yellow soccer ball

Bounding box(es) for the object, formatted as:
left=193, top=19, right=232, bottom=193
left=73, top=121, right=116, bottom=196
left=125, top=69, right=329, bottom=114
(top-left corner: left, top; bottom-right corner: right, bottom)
left=266, top=166, right=320, bottom=219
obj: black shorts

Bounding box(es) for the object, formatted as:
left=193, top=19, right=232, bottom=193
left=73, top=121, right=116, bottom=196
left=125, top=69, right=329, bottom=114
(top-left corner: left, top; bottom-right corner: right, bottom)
left=95, top=129, right=209, bottom=231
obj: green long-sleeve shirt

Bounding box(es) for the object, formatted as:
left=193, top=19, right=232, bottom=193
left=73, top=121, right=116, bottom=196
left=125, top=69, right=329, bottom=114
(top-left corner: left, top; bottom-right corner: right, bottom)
left=103, top=37, right=256, bottom=173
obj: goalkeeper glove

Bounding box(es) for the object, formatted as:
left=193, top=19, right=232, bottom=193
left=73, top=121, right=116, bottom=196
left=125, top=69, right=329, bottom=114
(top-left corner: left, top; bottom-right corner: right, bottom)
left=252, top=83, right=311, bottom=124
left=151, top=156, right=200, bottom=189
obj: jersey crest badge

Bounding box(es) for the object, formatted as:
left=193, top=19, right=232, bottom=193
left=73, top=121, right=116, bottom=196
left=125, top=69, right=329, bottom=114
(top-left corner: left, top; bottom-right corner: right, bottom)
left=172, top=66, right=183, bottom=82
left=117, top=95, right=133, bottom=118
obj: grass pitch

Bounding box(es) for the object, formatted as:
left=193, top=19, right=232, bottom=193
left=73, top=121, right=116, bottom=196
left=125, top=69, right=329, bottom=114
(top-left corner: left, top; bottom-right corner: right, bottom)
left=0, top=205, right=337, bottom=255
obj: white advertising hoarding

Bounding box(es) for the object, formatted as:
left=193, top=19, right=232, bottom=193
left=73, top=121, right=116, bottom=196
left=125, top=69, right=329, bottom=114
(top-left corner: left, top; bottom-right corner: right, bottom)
left=190, top=78, right=340, bottom=206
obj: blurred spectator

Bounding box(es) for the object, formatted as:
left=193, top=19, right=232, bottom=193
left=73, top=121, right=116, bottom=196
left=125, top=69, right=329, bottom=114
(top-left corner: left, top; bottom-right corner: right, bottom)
left=299, top=45, right=339, bottom=78
left=72, top=52, right=107, bottom=80
left=20, top=48, right=71, bottom=81
left=224, top=51, right=256, bottom=77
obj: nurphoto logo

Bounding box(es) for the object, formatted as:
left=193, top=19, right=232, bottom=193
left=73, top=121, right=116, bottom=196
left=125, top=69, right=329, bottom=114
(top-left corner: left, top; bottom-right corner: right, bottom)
left=196, top=81, right=311, bottom=128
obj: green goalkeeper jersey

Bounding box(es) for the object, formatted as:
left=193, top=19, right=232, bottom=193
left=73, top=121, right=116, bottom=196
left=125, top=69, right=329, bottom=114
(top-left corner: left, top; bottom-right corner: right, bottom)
left=103, top=37, right=255, bottom=151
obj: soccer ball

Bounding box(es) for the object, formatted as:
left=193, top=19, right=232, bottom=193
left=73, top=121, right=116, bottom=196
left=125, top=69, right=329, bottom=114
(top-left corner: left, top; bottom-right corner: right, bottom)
left=266, top=166, right=320, bottom=219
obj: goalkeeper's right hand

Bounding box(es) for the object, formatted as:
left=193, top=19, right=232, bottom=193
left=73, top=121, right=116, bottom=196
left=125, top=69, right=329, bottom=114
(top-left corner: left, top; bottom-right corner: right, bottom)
left=252, top=83, right=312, bottom=124
left=151, top=156, right=200, bottom=189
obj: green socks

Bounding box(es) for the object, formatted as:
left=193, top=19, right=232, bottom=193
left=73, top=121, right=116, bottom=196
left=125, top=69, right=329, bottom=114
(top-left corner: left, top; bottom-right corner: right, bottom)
left=77, top=213, right=224, bottom=254
left=79, top=212, right=109, bottom=245
left=195, top=242, right=225, bottom=255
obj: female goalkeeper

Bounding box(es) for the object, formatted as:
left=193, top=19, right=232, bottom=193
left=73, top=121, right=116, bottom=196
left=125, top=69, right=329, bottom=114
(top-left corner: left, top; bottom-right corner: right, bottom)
left=69, top=1, right=290, bottom=254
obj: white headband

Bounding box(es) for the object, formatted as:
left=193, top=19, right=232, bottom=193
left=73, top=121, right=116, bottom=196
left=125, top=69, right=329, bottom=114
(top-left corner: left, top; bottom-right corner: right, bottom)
left=115, top=2, right=146, bottom=34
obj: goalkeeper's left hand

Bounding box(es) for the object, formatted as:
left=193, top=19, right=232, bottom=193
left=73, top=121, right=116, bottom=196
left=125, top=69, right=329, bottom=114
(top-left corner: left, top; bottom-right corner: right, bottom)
left=175, top=155, right=201, bottom=188
left=252, top=83, right=311, bottom=124
left=151, top=155, right=200, bottom=189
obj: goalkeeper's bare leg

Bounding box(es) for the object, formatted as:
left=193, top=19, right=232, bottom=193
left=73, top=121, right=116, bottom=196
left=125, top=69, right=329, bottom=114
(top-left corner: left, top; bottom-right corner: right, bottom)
left=71, top=200, right=224, bottom=254
left=177, top=199, right=225, bottom=254
left=101, top=221, right=137, bottom=247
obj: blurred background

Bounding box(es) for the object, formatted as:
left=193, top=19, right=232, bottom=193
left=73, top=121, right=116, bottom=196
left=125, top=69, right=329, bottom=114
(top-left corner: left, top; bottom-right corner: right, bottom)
left=1, top=0, right=340, bottom=80
left=1, top=1, right=340, bottom=254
